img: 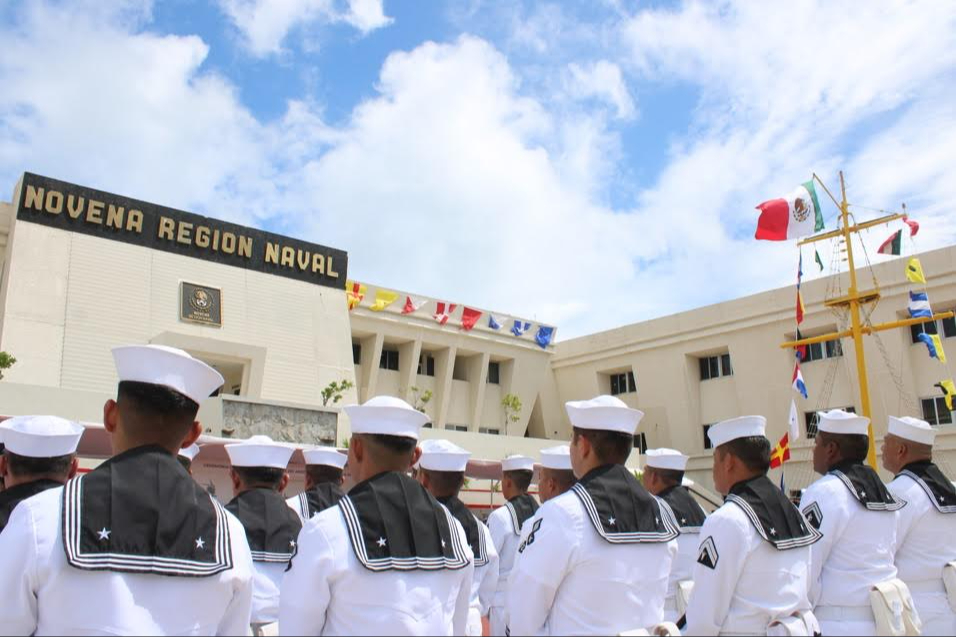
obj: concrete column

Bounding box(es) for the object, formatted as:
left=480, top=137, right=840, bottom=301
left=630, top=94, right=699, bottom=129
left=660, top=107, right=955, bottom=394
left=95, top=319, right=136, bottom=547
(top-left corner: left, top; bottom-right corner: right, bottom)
left=358, top=333, right=384, bottom=403
left=467, top=352, right=491, bottom=432
left=398, top=337, right=423, bottom=403
left=433, top=345, right=457, bottom=430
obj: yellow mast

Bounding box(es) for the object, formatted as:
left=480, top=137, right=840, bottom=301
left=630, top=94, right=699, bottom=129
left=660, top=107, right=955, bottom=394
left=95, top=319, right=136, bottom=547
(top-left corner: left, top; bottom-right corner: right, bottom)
left=781, top=171, right=953, bottom=469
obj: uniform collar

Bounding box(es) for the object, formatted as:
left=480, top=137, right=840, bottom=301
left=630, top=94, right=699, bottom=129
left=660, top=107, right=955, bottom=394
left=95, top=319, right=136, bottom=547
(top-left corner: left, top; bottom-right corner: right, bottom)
left=898, top=460, right=956, bottom=514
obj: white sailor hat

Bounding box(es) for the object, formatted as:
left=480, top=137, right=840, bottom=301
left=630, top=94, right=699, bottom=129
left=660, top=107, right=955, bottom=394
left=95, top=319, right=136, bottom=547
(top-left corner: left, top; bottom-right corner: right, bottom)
left=565, top=395, right=644, bottom=435
left=225, top=435, right=294, bottom=469
left=178, top=444, right=201, bottom=462
left=344, top=396, right=429, bottom=441
left=540, top=445, right=572, bottom=471
left=708, top=416, right=767, bottom=449
left=888, top=416, right=936, bottom=446
left=645, top=448, right=689, bottom=472
left=817, top=410, right=870, bottom=436
left=1, top=415, right=84, bottom=458
left=502, top=454, right=535, bottom=472
left=419, top=439, right=471, bottom=472
left=303, top=447, right=348, bottom=469
left=113, top=345, right=224, bottom=405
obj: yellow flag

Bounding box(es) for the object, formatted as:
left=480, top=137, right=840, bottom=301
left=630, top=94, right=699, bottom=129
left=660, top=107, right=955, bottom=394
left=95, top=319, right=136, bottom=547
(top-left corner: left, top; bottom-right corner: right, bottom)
left=937, top=380, right=956, bottom=411
left=907, top=258, right=927, bottom=284
left=933, top=335, right=948, bottom=364
left=370, top=289, right=400, bottom=312
left=346, top=281, right=366, bottom=311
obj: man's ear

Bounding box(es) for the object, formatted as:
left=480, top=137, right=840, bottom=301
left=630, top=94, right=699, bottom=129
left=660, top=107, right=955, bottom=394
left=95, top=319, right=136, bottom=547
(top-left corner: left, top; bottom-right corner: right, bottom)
left=68, top=457, right=80, bottom=480
left=103, top=399, right=119, bottom=434
left=279, top=472, right=290, bottom=493
left=230, top=468, right=242, bottom=491
left=182, top=422, right=202, bottom=449
left=0, top=455, right=8, bottom=479
left=410, top=446, right=422, bottom=470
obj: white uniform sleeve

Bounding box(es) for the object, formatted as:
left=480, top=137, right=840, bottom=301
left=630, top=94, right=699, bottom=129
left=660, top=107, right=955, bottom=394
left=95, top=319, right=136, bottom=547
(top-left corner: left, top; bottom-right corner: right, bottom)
left=801, top=482, right=847, bottom=607
left=488, top=509, right=509, bottom=556
left=279, top=519, right=335, bottom=636
left=286, top=496, right=306, bottom=526
left=477, top=523, right=500, bottom=616
left=217, top=518, right=255, bottom=637
left=506, top=507, right=573, bottom=637
left=452, top=519, right=477, bottom=637
left=684, top=510, right=751, bottom=637
left=887, top=479, right=918, bottom=557
left=0, top=502, right=39, bottom=636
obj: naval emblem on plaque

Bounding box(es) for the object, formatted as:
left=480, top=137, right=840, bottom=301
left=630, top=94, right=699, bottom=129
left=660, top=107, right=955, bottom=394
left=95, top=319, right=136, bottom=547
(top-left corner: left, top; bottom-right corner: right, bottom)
left=180, top=282, right=222, bottom=327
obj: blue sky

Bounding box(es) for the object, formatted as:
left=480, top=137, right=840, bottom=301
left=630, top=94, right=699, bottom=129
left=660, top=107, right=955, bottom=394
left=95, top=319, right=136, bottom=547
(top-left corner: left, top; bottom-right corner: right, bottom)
left=1, top=0, right=955, bottom=338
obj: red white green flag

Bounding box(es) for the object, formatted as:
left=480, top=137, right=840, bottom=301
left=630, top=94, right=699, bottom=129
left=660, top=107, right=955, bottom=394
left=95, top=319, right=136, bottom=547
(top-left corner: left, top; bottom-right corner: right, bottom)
left=878, top=229, right=903, bottom=256
left=755, top=181, right=825, bottom=241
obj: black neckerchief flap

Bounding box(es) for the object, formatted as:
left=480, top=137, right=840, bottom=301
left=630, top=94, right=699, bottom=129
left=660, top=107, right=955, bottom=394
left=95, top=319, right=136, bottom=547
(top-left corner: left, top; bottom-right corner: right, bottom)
left=226, top=488, right=303, bottom=563
left=297, top=483, right=345, bottom=521
left=505, top=494, right=539, bottom=535
left=571, top=464, right=680, bottom=544
left=726, top=475, right=822, bottom=550
left=658, top=485, right=707, bottom=533
left=62, top=445, right=234, bottom=578
left=898, top=461, right=956, bottom=514
left=830, top=461, right=905, bottom=512
left=0, top=479, right=62, bottom=533
left=339, top=471, right=471, bottom=572
left=438, top=495, right=489, bottom=567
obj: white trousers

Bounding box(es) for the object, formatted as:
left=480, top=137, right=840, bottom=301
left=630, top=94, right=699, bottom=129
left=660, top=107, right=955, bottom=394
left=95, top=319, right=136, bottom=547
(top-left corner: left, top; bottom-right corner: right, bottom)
left=467, top=608, right=484, bottom=637
left=489, top=605, right=507, bottom=636
left=913, top=592, right=956, bottom=636
left=818, top=619, right=877, bottom=636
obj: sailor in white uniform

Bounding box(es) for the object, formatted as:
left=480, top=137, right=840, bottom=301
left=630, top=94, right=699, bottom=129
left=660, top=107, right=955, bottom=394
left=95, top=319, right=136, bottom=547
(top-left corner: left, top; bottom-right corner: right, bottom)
left=642, top=448, right=708, bottom=624
left=486, top=454, right=539, bottom=636
left=507, top=395, right=678, bottom=635
left=0, top=416, right=82, bottom=534
left=418, top=439, right=500, bottom=637
left=800, top=410, right=907, bottom=636
left=286, top=447, right=347, bottom=525
left=279, top=396, right=474, bottom=636
left=538, top=445, right=576, bottom=503
left=0, top=344, right=254, bottom=636
left=225, top=436, right=303, bottom=635
left=684, top=417, right=820, bottom=636
left=883, top=416, right=956, bottom=636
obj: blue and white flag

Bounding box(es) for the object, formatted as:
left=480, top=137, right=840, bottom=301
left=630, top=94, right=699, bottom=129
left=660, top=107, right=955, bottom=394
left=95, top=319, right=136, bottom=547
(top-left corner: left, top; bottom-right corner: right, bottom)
left=488, top=315, right=504, bottom=331
left=512, top=320, right=531, bottom=337
left=909, top=291, right=933, bottom=319
left=535, top=326, right=555, bottom=349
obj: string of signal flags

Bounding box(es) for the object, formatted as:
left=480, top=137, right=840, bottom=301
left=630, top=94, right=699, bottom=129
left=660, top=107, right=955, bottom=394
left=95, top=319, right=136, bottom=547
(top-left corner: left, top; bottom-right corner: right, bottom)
left=343, top=281, right=556, bottom=350
left=753, top=177, right=952, bottom=469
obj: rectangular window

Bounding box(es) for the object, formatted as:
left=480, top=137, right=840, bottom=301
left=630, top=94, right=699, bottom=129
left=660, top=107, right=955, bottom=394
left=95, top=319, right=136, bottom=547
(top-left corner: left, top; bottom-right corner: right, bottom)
left=610, top=371, right=637, bottom=396
left=912, top=320, right=939, bottom=344
left=700, top=355, right=732, bottom=381
left=487, top=362, right=501, bottom=385
left=922, top=397, right=953, bottom=426
left=703, top=424, right=714, bottom=450
left=804, top=339, right=843, bottom=363
left=448, top=424, right=469, bottom=432
left=805, top=406, right=857, bottom=439
left=479, top=427, right=500, bottom=435
left=379, top=349, right=399, bottom=371
left=634, top=433, right=648, bottom=455
left=943, top=314, right=956, bottom=339
left=417, top=355, right=435, bottom=377
left=352, top=343, right=362, bottom=365
left=825, top=339, right=844, bottom=359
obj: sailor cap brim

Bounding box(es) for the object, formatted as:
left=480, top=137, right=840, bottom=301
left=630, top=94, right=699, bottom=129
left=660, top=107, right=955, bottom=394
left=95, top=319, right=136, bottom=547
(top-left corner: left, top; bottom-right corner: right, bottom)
left=1, top=415, right=85, bottom=458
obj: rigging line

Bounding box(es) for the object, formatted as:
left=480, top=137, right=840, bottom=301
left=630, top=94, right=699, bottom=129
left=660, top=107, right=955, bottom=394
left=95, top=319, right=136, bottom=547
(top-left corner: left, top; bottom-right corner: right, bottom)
left=812, top=173, right=843, bottom=211
left=848, top=203, right=906, bottom=217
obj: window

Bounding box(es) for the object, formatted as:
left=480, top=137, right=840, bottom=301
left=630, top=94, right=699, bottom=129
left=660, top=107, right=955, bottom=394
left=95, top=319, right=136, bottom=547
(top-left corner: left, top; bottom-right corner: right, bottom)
left=703, top=424, right=714, bottom=450
left=418, top=355, right=435, bottom=377
left=922, top=397, right=953, bottom=426
left=944, top=314, right=956, bottom=339
left=487, top=362, right=501, bottom=385
left=610, top=371, right=637, bottom=396
left=479, top=427, right=500, bottom=435
left=804, top=339, right=843, bottom=363
left=700, top=355, right=733, bottom=381
left=912, top=320, right=939, bottom=344
left=352, top=343, right=362, bottom=365
left=634, top=433, right=648, bottom=455
left=805, top=406, right=856, bottom=439
left=379, top=349, right=399, bottom=371
left=448, top=424, right=469, bottom=432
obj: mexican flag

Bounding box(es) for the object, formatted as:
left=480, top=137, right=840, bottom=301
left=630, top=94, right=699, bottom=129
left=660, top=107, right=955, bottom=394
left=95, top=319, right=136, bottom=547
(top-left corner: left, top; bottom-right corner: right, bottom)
left=878, top=229, right=903, bottom=256
left=755, top=181, right=825, bottom=241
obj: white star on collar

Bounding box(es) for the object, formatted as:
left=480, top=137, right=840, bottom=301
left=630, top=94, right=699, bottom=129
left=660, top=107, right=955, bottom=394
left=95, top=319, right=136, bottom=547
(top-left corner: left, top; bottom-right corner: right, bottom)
left=681, top=518, right=687, bottom=524
left=195, top=537, right=205, bottom=550
left=97, top=528, right=111, bottom=541
left=441, top=539, right=446, bottom=548
left=290, top=540, right=296, bottom=550
left=376, top=537, right=387, bottom=548
left=859, top=490, right=867, bottom=499
left=655, top=517, right=660, bottom=525
left=608, top=517, right=616, bottom=526
left=770, top=528, right=777, bottom=536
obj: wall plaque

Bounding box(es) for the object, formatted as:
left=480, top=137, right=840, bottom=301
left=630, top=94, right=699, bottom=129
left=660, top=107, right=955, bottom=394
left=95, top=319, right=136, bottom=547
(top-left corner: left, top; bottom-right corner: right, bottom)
left=181, top=282, right=222, bottom=327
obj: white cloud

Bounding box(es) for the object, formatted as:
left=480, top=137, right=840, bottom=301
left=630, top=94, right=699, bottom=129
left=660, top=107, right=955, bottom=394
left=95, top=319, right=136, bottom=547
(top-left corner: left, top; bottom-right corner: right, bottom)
left=219, top=0, right=392, bottom=57
left=566, top=60, right=635, bottom=120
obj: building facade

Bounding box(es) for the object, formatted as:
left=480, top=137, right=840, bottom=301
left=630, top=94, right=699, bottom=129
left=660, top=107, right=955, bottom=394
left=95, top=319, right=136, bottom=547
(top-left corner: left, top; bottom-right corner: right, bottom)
left=1, top=172, right=954, bottom=494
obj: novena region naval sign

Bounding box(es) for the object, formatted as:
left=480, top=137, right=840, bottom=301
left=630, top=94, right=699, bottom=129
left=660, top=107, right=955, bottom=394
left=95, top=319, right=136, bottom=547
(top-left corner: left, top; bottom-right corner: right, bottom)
left=16, top=173, right=348, bottom=289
